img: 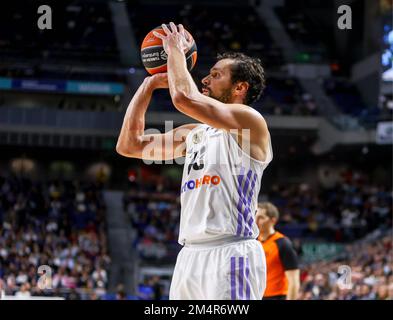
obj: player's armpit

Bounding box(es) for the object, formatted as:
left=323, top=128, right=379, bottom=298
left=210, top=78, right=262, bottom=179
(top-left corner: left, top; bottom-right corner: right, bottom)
left=116, top=123, right=198, bottom=161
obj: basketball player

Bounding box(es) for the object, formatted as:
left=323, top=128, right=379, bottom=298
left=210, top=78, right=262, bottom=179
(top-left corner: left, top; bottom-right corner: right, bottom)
left=256, top=202, right=300, bottom=300
left=116, top=22, right=273, bottom=299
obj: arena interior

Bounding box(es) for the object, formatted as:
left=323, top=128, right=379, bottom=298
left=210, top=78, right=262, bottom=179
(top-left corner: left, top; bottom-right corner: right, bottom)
left=0, top=0, right=392, bottom=300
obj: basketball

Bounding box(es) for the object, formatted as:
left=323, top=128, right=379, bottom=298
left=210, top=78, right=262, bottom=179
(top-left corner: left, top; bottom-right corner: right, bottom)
left=141, top=25, right=197, bottom=75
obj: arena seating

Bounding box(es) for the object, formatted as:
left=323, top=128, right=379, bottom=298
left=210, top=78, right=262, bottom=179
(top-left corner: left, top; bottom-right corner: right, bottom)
left=299, top=233, right=392, bottom=300
left=267, top=169, right=392, bottom=242
left=123, top=179, right=181, bottom=265
left=0, top=176, right=110, bottom=300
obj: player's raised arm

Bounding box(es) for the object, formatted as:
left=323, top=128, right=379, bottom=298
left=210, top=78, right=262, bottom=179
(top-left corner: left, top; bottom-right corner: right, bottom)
left=116, top=73, right=197, bottom=160
left=153, top=23, right=269, bottom=156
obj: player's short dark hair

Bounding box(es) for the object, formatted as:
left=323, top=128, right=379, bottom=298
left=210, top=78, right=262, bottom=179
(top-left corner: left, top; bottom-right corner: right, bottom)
left=258, top=202, right=279, bottom=221
left=217, top=52, right=266, bottom=105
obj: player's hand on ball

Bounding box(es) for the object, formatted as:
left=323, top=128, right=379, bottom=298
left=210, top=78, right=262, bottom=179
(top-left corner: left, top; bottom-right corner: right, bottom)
left=153, top=22, right=193, bottom=55
left=147, top=73, right=169, bottom=89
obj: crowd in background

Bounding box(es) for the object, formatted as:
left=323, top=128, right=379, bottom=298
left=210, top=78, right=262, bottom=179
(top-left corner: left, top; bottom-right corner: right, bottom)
left=123, top=178, right=181, bottom=265
left=268, top=168, right=392, bottom=242
left=299, top=234, right=392, bottom=300
left=0, top=176, right=110, bottom=300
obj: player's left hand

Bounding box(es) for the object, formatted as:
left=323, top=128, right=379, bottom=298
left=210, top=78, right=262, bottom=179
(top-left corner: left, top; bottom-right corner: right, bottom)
left=153, top=22, right=193, bottom=55
left=147, top=73, right=169, bottom=89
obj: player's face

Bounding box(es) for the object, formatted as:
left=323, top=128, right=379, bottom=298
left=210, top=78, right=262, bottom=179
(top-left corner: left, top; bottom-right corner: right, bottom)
left=201, top=59, right=235, bottom=103
left=256, top=208, right=271, bottom=231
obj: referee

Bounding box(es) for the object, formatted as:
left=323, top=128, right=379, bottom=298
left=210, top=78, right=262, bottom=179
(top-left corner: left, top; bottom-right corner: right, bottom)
left=256, top=202, right=300, bottom=300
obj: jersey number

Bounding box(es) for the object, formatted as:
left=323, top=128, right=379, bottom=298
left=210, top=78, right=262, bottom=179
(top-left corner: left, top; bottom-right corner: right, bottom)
left=188, top=148, right=205, bottom=174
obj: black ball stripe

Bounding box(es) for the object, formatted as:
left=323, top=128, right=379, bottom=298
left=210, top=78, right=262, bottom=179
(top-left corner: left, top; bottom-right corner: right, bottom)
left=141, top=40, right=197, bottom=71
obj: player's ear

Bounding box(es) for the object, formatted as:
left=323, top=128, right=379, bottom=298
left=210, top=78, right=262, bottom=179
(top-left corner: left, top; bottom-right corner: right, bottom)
left=234, top=81, right=249, bottom=96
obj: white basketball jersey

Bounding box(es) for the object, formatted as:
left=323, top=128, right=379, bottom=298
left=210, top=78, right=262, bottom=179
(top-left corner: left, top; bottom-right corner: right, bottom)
left=178, top=124, right=273, bottom=245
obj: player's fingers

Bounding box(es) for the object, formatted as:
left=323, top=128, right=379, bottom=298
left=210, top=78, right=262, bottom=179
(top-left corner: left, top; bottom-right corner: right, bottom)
left=178, top=24, right=185, bottom=37
left=153, top=31, right=165, bottom=39
left=169, top=22, right=177, bottom=33
left=161, top=23, right=171, bottom=35
left=186, top=34, right=193, bottom=45
left=181, top=26, right=189, bottom=40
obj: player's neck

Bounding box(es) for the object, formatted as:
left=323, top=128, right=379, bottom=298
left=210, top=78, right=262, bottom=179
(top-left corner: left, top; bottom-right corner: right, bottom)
left=261, top=227, right=276, bottom=241
left=230, top=95, right=246, bottom=105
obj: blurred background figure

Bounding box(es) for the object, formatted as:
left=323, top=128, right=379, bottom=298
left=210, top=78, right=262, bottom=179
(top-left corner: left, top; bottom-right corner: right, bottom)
left=256, top=202, right=300, bottom=300
left=116, top=283, right=127, bottom=300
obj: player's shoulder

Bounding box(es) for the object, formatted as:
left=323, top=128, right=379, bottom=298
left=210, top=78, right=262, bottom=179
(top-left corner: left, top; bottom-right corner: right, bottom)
left=233, top=103, right=264, bottom=117
left=250, top=107, right=268, bottom=128
left=232, top=103, right=268, bottom=131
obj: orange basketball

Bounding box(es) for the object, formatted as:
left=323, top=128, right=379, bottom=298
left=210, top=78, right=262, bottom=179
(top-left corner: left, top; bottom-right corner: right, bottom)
left=141, top=25, right=197, bottom=75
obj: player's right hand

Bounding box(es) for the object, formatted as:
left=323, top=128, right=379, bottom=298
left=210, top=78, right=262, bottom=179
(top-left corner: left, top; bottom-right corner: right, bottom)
left=147, top=73, right=169, bottom=89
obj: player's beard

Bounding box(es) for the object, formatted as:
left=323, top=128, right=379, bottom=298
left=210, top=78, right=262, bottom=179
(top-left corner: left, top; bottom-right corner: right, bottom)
left=210, top=87, right=232, bottom=103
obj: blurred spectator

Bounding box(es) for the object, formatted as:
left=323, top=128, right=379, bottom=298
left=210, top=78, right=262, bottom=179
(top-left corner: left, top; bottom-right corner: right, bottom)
left=151, top=275, right=163, bottom=300
left=137, top=278, right=155, bottom=300
left=15, top=283, right=31, bottom=299
left=115, top=283, right=127, bottom=300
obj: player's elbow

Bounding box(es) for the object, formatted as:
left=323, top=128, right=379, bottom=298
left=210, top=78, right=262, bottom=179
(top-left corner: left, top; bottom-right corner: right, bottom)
left=116, top=140, right=138, bottom=158
left=115, top=143, right=130, bottom=157
left=172, top=91, right=192, bottom=111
